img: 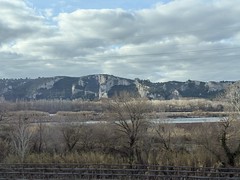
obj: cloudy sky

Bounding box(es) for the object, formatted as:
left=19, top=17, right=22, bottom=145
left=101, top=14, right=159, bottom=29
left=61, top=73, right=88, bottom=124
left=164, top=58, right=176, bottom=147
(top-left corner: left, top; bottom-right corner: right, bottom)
left=1, top=0, right=240, bottom=82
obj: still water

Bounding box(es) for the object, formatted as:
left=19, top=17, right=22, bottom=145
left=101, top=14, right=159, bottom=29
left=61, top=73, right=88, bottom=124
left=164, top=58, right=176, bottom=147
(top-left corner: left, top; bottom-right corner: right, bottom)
left=152, top=117, right=222, bottom=124
left=84, top=117, right=223, bottom=124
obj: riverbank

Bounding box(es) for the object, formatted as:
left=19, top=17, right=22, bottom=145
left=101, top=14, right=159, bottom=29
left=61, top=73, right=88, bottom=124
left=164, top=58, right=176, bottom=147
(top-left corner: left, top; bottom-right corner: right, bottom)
left=1, top=110, right=230, bottom=124
left=156, top=111, right=228, bottom=118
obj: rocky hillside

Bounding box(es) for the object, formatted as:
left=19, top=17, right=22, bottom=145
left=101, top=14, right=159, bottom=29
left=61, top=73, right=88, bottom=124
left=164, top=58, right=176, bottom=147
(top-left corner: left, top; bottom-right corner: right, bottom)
left=0, top=74, right=234, bottom=101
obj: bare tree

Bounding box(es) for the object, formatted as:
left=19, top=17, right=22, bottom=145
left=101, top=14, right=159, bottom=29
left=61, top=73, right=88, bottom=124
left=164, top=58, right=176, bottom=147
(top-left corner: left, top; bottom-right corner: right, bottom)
left=0, top=100, right=9, bottom=121
left=218, top=118, right=240, bottom=167
left=32, top=118, right=48, bottom=154
left=10, top=116, right=33, bottom=163
left=218, top=83, right=240, bottom=167
left=0, top=124, right=11, bottom=162
left=224, top=82, right=240, bottom=113
left=109, top=92, right=151, bottom=165
left=198, top=82, right=240, bottom=167
left=37, top=119, right=43, bottom=153
left=155, top=122, right=190, bottom=166
left=156, top=123, right=176, bottom=153
left=61, top=123, right=82, bottom=153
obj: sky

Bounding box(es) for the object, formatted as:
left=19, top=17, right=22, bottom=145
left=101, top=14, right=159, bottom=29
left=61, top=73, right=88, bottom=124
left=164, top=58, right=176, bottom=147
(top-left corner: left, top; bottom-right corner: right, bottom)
left=0, top=0, right=240, bottom=82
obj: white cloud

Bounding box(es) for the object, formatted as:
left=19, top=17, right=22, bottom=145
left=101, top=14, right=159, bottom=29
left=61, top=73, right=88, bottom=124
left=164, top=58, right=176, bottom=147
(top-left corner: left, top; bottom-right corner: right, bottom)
left=44, top=8, right=53, bottom=18
left=0, top=0, right=240, bottom=82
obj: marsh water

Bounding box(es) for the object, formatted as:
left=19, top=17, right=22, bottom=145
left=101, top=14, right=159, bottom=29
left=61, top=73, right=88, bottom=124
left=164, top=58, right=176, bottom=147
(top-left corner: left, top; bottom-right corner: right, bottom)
left=83, top=117, right=223, bottom=124
left=153, top=117, right=222, bottom=124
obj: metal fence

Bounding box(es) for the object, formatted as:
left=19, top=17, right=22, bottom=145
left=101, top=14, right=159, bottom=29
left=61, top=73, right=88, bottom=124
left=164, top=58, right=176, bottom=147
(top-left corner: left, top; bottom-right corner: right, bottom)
left=0, top=163, right=240, bottom=179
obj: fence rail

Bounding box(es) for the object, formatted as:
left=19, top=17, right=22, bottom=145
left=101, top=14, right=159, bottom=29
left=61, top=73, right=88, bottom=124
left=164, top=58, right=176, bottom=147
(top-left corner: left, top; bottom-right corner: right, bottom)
left=0, top=163, right=240, bottom=179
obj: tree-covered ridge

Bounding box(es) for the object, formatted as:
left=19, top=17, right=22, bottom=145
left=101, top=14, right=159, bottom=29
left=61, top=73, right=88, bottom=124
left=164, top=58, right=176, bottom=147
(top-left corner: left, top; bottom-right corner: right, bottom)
left=0, top=74, right=235, bottom=101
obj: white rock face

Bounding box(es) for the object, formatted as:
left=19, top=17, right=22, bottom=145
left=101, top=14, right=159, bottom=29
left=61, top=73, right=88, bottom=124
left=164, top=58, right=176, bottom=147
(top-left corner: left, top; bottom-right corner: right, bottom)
left=38, top=77, right=62, bottom=90
left=98, top=74, right=131, bottom=98
left=171, top=89, right=181, bottom=99
left=78, top=79, right=85, bottom=87
left=134, top=79, right=149, bottom=98
left=206, top=81, right=225, bottom=92
left=163, top=84, right=167, bottom=91
left=27, top=77, right=63, bottom=99
left=194, top=81, right=201, bottom=86
left=72, top=84, right=82, bottom=95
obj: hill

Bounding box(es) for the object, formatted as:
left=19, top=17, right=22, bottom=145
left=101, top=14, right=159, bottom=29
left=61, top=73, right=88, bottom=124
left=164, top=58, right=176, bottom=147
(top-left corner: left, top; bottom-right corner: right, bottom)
left=0, top=74, right=234, bottom=101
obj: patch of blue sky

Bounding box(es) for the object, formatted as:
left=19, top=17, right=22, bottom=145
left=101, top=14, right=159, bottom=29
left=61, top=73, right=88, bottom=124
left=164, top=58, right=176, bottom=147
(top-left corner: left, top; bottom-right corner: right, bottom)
left=27, top=0, right=172, bottom=13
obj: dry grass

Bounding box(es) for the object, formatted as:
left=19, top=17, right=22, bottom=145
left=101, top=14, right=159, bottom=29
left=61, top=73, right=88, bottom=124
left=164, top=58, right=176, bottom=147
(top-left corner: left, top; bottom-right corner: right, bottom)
left=151, top=99, right=225, bottom=112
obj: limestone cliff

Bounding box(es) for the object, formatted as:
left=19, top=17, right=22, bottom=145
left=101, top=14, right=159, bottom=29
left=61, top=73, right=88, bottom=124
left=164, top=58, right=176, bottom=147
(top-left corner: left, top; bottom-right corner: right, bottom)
left=0, top=75, right=235, bottom=101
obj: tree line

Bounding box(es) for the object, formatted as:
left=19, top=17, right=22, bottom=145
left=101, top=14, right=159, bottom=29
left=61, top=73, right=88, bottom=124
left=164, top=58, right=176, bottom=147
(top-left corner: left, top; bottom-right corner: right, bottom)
left=0, top=97, right=224, bottom=114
